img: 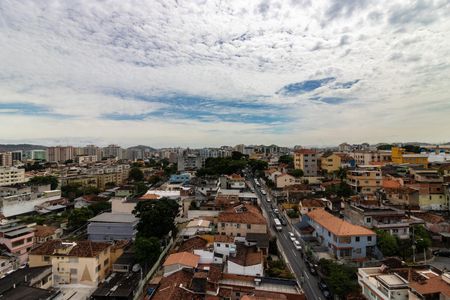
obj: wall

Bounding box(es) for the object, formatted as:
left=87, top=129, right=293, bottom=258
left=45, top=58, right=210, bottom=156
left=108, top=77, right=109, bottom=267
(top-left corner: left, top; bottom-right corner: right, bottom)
left=227, top=261, right=263, bottom=276
left=218, top=223, right=267, bottom=237
left=88, top=222, right=137, bottom=241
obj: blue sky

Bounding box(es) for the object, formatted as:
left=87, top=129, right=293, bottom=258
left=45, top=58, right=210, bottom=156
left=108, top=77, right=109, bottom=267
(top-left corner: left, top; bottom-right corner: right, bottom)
left=0, top=0, right=449, bottom=147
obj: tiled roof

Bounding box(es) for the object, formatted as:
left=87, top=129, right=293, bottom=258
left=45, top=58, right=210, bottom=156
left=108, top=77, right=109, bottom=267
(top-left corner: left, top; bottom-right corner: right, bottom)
left=218, top=204, right=266, bottom=225
left=307, top=209, right=375, bottom=236
left=410, top=274, right=450, bottom=297
left=383, top=179, right=402, bottom=189
left=138, top=193, right=159, bottom=200
left=178, top=237, right=208, bottom=252
left=300, top=198, right=326, bottom=208
left=214, top=235, right=235, bottom=243
left=295, top=149, right=316, bottom=155
left=30, top=240, right=110, bottom=257
left=228, top=244, right=263, bottom=267
left=163, top=252, right=200, bottom=268
left=34, top=225, right=57, bottom=238
left=152, top=269, right=196, bottom=300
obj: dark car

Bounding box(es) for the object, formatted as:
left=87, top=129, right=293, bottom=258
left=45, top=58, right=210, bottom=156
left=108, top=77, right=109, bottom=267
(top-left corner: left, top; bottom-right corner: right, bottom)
left=307, top=262, right=317, bottom=275
left=433, top=249, right=450, bottom=258
left=318, top=281, right=332, bottom=299
left=279, top=217, right=287, bottom=226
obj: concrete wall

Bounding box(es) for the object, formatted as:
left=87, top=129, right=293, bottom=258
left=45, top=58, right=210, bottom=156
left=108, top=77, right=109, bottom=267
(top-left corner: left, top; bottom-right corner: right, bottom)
left=88, top=222, right=137, bottom=241
left=227, top=261, right=263, bottom=276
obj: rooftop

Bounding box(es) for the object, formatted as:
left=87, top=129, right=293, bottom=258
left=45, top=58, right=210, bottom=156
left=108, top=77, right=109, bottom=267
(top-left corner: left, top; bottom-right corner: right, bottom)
left=307, top=209, right=375, bottom=236
left=89, top=212, right=138, bottom=223
left=218, top=204, right=266, bottom=225
left=163, top=251, right=200, bottom=268
left=33, top=225, right=58, bottom=238
left=30, top=240, right=111, bottom=257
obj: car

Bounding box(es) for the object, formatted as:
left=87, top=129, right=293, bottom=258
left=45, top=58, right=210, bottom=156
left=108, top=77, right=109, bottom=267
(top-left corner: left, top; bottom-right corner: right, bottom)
left=433, top=249, right=450, bottom=258
left=261, top=190, right=267, bottom=195
left=273, top=208, right=279, bottom=213
left=266, top=198, right=271, bottom=202
left=307, top=262, right=317, bottom=275
left=288, top=232, right=295, bottom=238
left=293, top=240, right=302, bottom=250
left=279, top=217, right=287, bottom=226
left=318, top=281, right=332, bottom=299
left=290, top=235, right=296, bottom=242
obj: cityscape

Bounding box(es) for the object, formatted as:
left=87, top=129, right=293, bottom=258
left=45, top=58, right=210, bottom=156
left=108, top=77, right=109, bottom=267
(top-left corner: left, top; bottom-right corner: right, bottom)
left=0, top=142, right=449, bottom=299
left=1, top=1, right=450, bottom=300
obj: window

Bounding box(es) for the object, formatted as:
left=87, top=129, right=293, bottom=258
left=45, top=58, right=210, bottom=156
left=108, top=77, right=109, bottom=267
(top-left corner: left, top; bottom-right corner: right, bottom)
left=216, top=243, right=221, bottom=247
left=355, top=248, right=361, bottom=254
left=43, top=256, right=50, bottom=262
left=247, top=224, right=251, bottom=229
left=236, top=224, right=240, bottom=228
left=12, top=240, right=24, bottom=248
left=355, top=236, right=360, bottom=242
left=367, top=236, right=372, bottom=242
left=225, top=244, right=229, bottom=248
left=104, top=258, right=109, bottom=266
left=221, top=223, right=225, bottom=227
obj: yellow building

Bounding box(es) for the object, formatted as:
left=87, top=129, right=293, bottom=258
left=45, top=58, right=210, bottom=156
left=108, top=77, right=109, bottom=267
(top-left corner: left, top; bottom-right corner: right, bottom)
left=391, top=147, right=428, bottom=167
left=29, top=240, right=112, bottom=286
left=346, top=166, right=382, bottom=195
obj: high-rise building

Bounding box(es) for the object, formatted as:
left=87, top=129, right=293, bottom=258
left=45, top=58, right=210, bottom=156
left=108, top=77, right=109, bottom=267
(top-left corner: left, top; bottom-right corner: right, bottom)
left=11, top=151, right=22, bottom=162
left=47, top=146, right=74, bottom=163
left=0, top=167, right=26, bottom=186
left=0, top=152, right=13, bottom=167
left=102, top=144, right=123, bottom=159
left=294, top=149, right=318, bottom=177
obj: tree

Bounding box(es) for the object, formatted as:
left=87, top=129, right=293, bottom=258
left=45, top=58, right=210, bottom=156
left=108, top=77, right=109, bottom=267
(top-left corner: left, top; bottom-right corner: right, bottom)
left=404, top=145, right=422, bottom=153
left=413, top=225, right=431, bottom=252
left=376, top=230, right=399, bottom=257
left=134, top=181, right=148, bottom=195
left=231, top=151, right=246, bottom=160
left=247, top=159, right=268, bottom=173
left=28, top=175, right=59, bottom=190
left=318, top=259, right=359, bottom=298
left=134, top=236, right=162, bottom=265
left=133, top=198, right=180, bottom=238
left=278, top=155, right=294, bottom=166
left=336, top=167, right=347, bottom=180
left=289, top=169, right=304, bottom=178
left=148, top=175, right=161, bottom=185
left=89, top=201, right=111, bottom=215
left=128, top=167, right=144, bottom=182
left=68, top=207, right=94, bottom=228
left=377, top=144, right=393, bottom=150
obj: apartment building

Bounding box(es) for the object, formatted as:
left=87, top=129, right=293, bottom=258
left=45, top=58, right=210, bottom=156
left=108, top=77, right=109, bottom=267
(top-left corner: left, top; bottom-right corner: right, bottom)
left=0, top=224, right=35, bottom=265
left=102, top=144, right=125, bottom=160
left=29, top=240, right=112, bottom=286
left=320, top=153, right=355, bottom=173
left=347, top=166, right=382, bottom=195
left=87, top=213, right=138, bottom=241
left=391, top=147, right=428, bottom=167
left=0, top=167, right=26, bottom=186
left=23, top=149, right=47, bottom=161
left=358, top=265, right=450, bottom=300
left=350, top=150, right=392, bottom=166
left=218, top=204, right=267, bottom=237
left=294, top=149, right=318, bottom=176
left=47, top=146, right=74, bottom=163
left=306, top=209, right=376, bottom=260
left=0, top=152, right=13, bottom=167
left=177, top=153, right=203, bottom=171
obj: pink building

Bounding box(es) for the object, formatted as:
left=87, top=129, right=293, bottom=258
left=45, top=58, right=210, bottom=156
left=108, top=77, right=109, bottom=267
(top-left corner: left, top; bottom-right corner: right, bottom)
left=0, top=224, right=34, bottom=265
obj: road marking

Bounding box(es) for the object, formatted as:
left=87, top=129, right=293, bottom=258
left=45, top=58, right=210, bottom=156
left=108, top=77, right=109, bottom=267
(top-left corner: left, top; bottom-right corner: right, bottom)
left=292, top=251, right=297, bottom=257
left=304, top=270, right=310, bottom=280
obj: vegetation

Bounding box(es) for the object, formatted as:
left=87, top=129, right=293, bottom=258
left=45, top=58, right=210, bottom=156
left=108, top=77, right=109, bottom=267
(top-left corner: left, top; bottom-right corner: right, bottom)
left=133, top=181, right=148, bottom=195
left=323, top=182, right=354, bottom=197
left=278, top=155, right=294, bottom=167
left=134, top=236, right=162, bottom=265
left=28, top=175, right=59, bottom=189
left=67, top=201, right=111, bottom=229
left=22, top=161, right=46, bottom=171
left=404, top=144, right=422, bottom=153
left=268, top=237, right=278, bottom=255
left=133, top=198, right=180, bottom=239
left=318, top=259, right=359, bottom=298
left=413, top=225, right=431, bottom=252
left=266, top=260, right=295, bottom=279
left=128, top=167, right=144, bottom=182
left=377, top=144, right=393, bottom=150
left=287, top=209, right=299, bottom=219
left=196, top=155, right=268, bottom=177
left=376, top=230, right=399, bottom=257
left=288, top=169, right=304, bottom=178
left=61, top=183, right=100, bottom=201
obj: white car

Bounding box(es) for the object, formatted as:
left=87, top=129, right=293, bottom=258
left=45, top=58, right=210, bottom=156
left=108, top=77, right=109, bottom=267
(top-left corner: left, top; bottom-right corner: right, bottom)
left=288, top=232, right=295, bottom=239
left=273, top=208, right=279, bottom=214
left=294, top=240, right=302, bottom=251
left=261, top=190, right=267, bottom=195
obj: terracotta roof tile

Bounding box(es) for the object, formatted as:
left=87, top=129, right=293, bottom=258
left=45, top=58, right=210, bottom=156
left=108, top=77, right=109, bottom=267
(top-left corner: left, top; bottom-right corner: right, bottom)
left=300, top=199, right=326, bottom=208
left=178, top=237, right=208, bottom=252
left=163, top=252, right=200, bottom=268
left=214, top=235, right=235, bottom=243
left=34, top=225, right=57, bottom=238
left=218, top=204, right=266, bottom=225
left=307, top=209, right=375, bottom=236
left=30, top=240, right=110, bottom=257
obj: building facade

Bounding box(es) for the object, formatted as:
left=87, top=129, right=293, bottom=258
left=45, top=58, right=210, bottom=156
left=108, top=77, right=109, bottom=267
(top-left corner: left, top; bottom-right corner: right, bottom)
left=294, top=149, right=318, bottom=177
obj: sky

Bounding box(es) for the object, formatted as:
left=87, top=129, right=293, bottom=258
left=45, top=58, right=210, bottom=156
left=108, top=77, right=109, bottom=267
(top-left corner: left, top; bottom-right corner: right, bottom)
left=0, top=0, right=449, bottom=147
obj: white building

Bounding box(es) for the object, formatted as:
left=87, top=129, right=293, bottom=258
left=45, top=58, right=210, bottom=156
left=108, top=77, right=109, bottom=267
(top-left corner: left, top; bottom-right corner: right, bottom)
left=0, top=167, right=26, bottom=187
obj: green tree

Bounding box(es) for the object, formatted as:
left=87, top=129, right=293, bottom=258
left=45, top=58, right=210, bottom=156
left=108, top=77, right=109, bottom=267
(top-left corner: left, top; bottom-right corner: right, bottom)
left=247, top=159, right=268, bottom=173
left=128, top=167, right=144, bottom=182
left=376, top=230, right=399, bottom=257
left=318, top=259, right=359, bottom=298
left=289, top=169, right=304, bottom=178
left=278, top=155, right=294, bottom=166
left=404, top=145, right=422, bottom=153
left=89, top=201, right=111, bottom=215
left=148, top=175, right=161, bottom=185
left=231, top=151, right=246, bottom=160
left=336, top=167, right=347, bottom=180
left=68, top=207, right=94, bottom=228
left=28, top=175, right=59, bottom=190
left=413, top=225, right=431, bottom=252
left=134, top=181, right=148, bottom=195
left=134, top=236, right=162, bottom=264
left=133, top=198, right=180, bottom=239
left=377, top=144, right=393, bottom=150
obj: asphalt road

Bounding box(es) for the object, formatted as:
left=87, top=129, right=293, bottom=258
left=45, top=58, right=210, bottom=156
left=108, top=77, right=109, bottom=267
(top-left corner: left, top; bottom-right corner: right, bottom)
left=247, top=174, right=325, bottom=300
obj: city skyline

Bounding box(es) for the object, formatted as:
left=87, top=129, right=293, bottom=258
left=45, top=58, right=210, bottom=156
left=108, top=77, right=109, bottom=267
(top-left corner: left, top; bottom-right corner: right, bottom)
left=1, top=1, right=449, bottom=146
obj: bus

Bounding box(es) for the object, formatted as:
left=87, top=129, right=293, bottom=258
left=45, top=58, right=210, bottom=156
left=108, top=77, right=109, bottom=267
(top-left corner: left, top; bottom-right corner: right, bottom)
left=273, top=218, right=282, bottom=231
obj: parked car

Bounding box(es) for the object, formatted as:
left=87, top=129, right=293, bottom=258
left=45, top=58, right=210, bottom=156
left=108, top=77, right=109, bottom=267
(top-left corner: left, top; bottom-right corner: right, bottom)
left=318, top=281, right=332, bottom=299
left=307, top=261, right=317, bottom=275
left=279, top=217, right=287, bottom=226
left=288, top=232, right=295, bottom=239
left=433, top=249, right=450, bottom=258
left=273, top=208, right=279, bottom=213
left=294, top=240, right=302, bottom=251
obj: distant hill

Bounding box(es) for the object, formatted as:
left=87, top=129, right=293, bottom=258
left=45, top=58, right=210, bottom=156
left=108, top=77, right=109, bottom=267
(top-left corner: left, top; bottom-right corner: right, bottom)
left=127, top=145, right=157, bottom=151
left=0, top=144, right=47, bottom=152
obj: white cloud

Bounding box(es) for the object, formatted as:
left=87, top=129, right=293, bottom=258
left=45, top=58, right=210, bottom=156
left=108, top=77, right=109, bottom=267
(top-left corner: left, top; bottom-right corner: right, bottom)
left=0, top=0, right=449, bottom=146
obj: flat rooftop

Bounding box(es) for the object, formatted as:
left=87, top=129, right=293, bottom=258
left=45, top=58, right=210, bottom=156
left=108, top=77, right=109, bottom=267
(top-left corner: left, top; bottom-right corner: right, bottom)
left=89, top=212, right=138, bottom=223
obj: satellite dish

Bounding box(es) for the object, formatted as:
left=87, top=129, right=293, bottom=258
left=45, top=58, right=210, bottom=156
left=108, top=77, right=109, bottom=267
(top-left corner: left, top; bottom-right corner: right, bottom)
left=132, top=264, right=141, bottom=272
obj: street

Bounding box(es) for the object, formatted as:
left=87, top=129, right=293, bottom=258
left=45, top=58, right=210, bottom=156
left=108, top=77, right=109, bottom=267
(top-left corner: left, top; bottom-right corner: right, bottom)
left=247, top=174, right=324, bottom=300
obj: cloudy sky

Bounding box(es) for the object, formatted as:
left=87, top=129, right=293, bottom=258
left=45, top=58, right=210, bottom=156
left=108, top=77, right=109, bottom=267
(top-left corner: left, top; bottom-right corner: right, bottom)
left=0, top=0, right=449, bottom=147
